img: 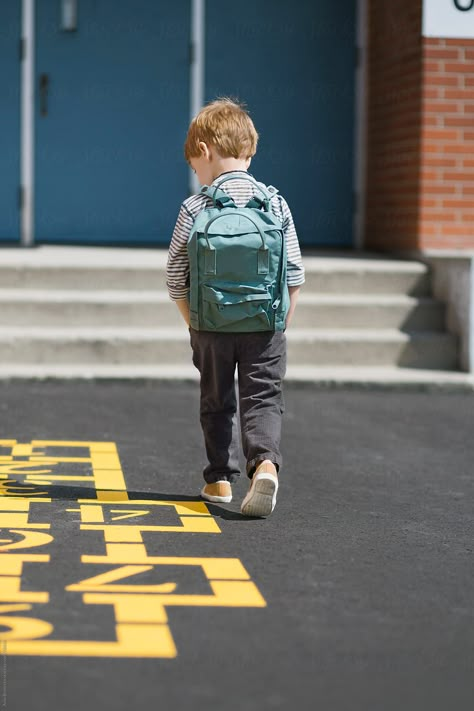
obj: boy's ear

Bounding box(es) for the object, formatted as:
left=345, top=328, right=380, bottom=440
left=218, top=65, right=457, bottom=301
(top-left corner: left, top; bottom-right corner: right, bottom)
left=198, top=141, right=210, bottom=160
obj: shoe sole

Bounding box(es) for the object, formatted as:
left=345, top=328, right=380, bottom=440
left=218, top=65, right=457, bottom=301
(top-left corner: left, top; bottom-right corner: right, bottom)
left=200, top=489, right=232, bottom=503
left=241, top=474, right=278, bottom=517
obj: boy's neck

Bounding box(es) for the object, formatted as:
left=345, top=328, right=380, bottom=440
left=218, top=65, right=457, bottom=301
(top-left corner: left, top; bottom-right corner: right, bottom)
left=210, top=157, right=249, bottom=182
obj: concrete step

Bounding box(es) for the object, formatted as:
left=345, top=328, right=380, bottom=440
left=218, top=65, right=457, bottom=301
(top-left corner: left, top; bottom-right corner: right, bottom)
left=0, top=327, right=459, bottom=370
left=293, top=257, right=431, bottom=295
left=0, top=248, right=432, bottom=295
left=0, top=289, right=447, bottom=330
left=293, top=294, right=445, bottom=330
left=0, top=247, right=459, bottom=378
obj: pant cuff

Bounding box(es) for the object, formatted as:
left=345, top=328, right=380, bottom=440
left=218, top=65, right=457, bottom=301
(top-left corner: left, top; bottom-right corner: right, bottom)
left=204, top=471, right=241, bottom=485
left=246, top=455, right=281, bottom=479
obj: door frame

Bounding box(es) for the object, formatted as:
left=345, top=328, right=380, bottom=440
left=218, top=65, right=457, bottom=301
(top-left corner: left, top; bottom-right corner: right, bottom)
left=189, top=0, right=205, bottom=196
left=354, top=0, right=368, bottom=251
left=20, top=0, right=34, bottom=247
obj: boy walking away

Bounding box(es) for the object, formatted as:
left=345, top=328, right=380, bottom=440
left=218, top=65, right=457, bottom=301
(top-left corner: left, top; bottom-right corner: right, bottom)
left=166, top=98, right=305, bottom=517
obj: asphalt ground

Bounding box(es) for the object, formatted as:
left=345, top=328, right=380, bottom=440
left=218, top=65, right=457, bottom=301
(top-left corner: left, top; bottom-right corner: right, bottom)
left=0, top=380, right=473, bottom=711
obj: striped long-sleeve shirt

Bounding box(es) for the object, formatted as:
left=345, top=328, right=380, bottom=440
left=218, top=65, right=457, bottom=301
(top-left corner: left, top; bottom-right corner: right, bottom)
left=166, top=169, right=305, bottom=301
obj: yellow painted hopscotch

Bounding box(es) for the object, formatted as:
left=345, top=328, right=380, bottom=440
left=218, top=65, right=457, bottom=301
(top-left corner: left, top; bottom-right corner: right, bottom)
left=0, top=440, right=266, bottom=657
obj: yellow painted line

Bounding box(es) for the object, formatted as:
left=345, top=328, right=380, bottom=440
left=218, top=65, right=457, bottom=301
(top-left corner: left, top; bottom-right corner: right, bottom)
left=109, top=510, right=150, bottom=521
left=0, top=484, right=50, bottom=497
left=30, top=441, right=118, bottom=450
left=90, top=472, right=128, bottom=493
left=76, top=499, right=211, bottom=516
left=0, top=555, right=50, bottom=574
left=66, top=506, right=105, bottom=523
left=24, top=475, right=96, bottom=481
left=81, top=554, right=250, bottom=580
left=11, top=444, right=37, bottom=457
left=66, top=565, right=177, bottom=594
left=94, top=490, right=130, bottom=502
left=0, top=465, right=53, bottom=474
left=28, top=457, right=94, bottom=462
left=0, top=604, right=34, bottom=614
left=0, top=514, right=50, bottom=529
left=0, top=624, right=177, bottom=658
left=0, top=576, right=49, bottom=603
left=0, top=612, right=53, bottom=642
left=89, top=453, right=123, bottom=470
left=82, top=518, right=220, bottom=536
left=0, top=499, right=51, bottom=510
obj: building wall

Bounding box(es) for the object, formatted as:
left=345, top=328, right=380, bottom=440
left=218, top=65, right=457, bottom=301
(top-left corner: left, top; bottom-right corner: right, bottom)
left=420, top=36, right=474, bottom=250
left=365, top=0, right=474, bottom=253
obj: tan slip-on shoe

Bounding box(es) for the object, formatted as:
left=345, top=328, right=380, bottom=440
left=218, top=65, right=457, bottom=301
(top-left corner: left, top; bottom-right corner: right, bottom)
left=200, top=480, right=232, bottom=503
left=241, top=461, right=278, bottom=517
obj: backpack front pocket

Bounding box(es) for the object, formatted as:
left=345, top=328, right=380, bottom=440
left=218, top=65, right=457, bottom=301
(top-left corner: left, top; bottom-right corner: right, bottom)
left=201, top=283, right=272, bottom=331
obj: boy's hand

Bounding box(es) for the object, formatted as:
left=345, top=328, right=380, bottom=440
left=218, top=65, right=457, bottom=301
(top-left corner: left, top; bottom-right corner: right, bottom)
left=175, top=298, right=191, bottom=327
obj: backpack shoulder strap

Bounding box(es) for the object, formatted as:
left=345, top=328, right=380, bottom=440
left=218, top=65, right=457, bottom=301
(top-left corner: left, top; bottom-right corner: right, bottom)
left=200, top=184, right=237, bottom=209
left=246, top=185, right=279, bottom=211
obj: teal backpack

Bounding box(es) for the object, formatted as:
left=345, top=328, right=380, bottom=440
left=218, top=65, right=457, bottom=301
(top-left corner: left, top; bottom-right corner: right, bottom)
left=187, top=173, right=290, bottom=333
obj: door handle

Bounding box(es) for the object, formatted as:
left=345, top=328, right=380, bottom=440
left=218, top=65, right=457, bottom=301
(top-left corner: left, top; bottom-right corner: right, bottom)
left=39, top=73, right=49, bottom=117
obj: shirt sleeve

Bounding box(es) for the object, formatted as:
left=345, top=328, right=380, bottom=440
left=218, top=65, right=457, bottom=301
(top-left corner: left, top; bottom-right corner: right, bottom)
left=280, top=197, right=305, bottom=287
left=166, top=204, right=194, bottom=301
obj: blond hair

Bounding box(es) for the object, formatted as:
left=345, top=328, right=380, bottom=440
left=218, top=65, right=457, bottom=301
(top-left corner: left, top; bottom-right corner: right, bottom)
left=184, top=97, right=259, bottom=163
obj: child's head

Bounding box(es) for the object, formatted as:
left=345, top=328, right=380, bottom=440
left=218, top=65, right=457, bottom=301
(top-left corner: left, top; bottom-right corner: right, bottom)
left=184, top=97, right=259, bottom=185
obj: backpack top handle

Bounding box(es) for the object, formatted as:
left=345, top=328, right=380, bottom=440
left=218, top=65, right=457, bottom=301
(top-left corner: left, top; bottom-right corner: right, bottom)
left=201, top=173, right=277, bottom=212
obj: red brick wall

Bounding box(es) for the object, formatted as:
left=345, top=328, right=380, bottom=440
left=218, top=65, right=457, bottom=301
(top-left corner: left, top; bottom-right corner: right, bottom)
left=420, top=37, right=474, bottom=249
left=364, top=1, right=474, bottom=252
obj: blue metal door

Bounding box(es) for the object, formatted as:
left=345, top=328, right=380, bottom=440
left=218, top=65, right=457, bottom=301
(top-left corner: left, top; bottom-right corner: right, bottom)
left=35, top=0, right=190, bottom=245
left=0, top=0, right=21, bottom=243
left=206, top=0, right=356, bottom=246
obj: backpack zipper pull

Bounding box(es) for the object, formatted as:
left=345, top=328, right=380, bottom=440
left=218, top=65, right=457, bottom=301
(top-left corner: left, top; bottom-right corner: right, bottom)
left=271, top=297, right=281, bottom=310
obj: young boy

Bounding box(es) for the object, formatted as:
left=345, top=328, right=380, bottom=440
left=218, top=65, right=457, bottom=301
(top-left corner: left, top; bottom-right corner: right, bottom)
left=166, top=97, right=305, bottom=517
